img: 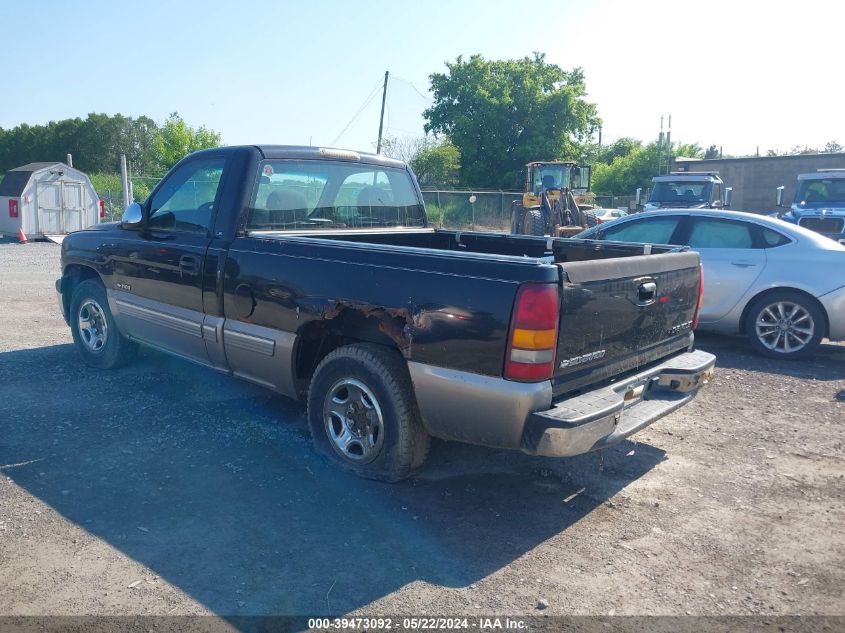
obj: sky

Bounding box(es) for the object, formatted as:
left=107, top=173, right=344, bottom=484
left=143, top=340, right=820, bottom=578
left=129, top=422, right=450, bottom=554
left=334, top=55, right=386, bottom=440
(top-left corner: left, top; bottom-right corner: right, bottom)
left=1, top=0, right=842, bottom=157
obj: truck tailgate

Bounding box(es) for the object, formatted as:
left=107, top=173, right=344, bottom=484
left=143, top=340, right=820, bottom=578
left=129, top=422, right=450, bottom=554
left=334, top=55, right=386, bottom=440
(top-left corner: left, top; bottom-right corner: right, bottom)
left=553, top=251, right=701, bottom=396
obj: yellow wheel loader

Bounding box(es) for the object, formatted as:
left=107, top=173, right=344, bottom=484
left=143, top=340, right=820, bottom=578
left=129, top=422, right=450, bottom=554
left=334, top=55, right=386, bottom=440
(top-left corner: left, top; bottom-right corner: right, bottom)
left=510, top=161, right=597, bottom=237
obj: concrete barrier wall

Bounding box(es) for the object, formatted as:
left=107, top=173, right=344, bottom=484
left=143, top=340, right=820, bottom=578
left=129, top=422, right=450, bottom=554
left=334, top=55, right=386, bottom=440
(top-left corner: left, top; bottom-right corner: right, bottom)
left=673, top=153, right=845, bottom=213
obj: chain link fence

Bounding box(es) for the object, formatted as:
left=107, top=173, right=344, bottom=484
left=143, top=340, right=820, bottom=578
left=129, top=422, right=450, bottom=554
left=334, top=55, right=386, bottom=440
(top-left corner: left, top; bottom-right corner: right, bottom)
left=594, top=194, right=638, bottom=211
left=421, top=190, right=524, bottom=231
left=93, top=175, right=163, bottom=222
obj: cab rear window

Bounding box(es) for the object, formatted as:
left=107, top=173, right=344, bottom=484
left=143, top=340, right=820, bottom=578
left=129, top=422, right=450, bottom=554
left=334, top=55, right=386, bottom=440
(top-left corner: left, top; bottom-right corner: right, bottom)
left=246, top=160, right=425, bottom=231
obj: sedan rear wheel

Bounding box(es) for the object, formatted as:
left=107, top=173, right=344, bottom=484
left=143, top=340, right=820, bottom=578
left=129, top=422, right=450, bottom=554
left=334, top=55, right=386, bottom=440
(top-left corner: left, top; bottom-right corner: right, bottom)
left=746, top=291, right=824, bottom=359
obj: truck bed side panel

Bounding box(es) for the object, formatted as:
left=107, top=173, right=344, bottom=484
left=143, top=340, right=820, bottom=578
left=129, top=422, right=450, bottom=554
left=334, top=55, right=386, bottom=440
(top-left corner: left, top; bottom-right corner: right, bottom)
left=221, top=236, right=555, bottom=380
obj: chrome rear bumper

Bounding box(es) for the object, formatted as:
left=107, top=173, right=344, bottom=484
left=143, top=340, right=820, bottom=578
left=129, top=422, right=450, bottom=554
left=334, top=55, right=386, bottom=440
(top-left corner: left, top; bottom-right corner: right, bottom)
left=407, top=349, right=715, bottom=457
left=522, top=349, right=716, bottom=457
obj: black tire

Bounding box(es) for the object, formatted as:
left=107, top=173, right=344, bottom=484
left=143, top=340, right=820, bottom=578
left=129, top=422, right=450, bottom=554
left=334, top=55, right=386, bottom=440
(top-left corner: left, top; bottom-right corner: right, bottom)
left=580, top=208, right=598, bottom=228
left=307, top=343, right=430, bottom=482
left=744, top=290, right=825, bottom=359
left=510, top=202, right=524, bottom=234
left=522, top=208, right=546, bottom=236
left=69, top=279, right=138, bottom=369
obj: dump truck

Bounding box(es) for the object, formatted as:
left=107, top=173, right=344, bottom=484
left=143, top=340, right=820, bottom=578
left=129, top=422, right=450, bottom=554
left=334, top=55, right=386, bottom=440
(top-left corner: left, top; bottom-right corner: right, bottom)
left=639, top=172, right=732, bottom=211
left=775, top=169, right=845, bottom=244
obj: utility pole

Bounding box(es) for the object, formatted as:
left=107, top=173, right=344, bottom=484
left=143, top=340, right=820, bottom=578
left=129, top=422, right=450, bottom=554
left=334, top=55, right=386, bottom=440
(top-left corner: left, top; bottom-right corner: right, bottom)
left=665, top=114, right=672, bottom=174
left=657, top=116, right=664, bottom=176
left=120, top=154, right=131, bottom=208
left=376, top=71, right=389, bottom=154
left=597, top=125, right=602, bottom=149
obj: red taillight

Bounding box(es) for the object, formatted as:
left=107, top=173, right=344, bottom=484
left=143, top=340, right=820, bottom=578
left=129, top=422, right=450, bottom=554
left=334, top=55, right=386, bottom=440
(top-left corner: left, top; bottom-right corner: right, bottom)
left=9, top=199, right=19, bottom=218
left=504, top=283, right=559, bottom=381
left=692, top=264, right=703, bottom=330
left=99, top=199, right=106, bottom=219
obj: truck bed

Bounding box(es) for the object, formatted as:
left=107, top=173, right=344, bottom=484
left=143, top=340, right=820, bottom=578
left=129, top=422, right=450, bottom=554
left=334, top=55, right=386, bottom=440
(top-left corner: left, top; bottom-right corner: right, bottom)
left=247, top=228, right=700, bottom=396
left=251, top=227, right=679, bottom=263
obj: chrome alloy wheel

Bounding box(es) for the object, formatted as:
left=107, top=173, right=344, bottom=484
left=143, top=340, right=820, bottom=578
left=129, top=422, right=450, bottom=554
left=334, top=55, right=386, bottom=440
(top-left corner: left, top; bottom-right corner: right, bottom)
left=78, top=299, right=109, bottom=353
left=755, top=301, right=815, bottom=354
left=323, top=378, right=385, bottom=463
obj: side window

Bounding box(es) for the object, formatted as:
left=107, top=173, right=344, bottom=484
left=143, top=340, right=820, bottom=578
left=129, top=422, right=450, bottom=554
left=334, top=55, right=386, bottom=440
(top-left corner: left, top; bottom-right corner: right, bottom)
left=761, top=227, right=791, bottom=248
left=602, top=217, right=682, bottom=244
left=149, top=158, right=225, bottom=233
left=687, top=218, right=754, bottom=249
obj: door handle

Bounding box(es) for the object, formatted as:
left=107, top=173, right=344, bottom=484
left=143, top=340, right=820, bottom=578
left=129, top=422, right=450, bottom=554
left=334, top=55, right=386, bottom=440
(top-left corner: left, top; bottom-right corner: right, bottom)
left=179, top=255, right=201, bottom=275
left=637, top=281, right=657, bottom=305
left=730, top=260, right=757, bottom=267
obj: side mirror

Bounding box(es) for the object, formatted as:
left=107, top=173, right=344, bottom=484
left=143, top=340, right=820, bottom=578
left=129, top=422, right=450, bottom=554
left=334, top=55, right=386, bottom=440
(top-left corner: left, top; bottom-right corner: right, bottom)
left=724, top=187, right=733, bottom=209
left=121, top=202, right=144, bottom=229
left=776, top=186, right=785, bottom=208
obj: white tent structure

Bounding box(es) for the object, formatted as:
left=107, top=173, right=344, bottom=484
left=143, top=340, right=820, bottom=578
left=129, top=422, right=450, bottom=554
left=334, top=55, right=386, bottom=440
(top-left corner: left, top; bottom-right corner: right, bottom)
left=0, top=162, right=101, bottom=239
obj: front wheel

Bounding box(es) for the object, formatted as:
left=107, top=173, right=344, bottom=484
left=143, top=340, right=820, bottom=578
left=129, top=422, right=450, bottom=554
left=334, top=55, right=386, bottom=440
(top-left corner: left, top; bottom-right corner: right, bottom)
left=307, top=343, right=430, bottom=482
left=520, top=208, right=545, bottom=236
left=745, top=291, right=825, bottom=359
left=70, top=279, right=137, bottom=369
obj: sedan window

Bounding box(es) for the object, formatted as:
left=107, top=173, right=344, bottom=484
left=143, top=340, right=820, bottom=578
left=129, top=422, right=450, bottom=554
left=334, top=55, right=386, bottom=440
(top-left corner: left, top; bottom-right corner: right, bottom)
left=601, top=217, right=682, bottom=244
left=761, top=227, right=791, bottom=248
left=688, top=218, right=753, bottom=249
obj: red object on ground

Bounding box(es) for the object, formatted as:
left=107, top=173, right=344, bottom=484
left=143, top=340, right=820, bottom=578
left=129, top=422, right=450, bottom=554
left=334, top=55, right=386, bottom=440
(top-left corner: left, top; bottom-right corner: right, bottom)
left=17, top=227, right=28, bottom=243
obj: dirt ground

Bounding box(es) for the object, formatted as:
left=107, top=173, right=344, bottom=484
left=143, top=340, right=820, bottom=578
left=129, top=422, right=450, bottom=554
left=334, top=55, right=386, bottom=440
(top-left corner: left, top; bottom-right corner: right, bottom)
left=1, top=241, right=843, bottom=622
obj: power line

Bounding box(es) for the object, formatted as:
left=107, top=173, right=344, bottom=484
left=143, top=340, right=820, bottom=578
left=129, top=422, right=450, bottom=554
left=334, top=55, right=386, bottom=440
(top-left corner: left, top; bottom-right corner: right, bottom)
left=331, top=81, right=383, bottom=147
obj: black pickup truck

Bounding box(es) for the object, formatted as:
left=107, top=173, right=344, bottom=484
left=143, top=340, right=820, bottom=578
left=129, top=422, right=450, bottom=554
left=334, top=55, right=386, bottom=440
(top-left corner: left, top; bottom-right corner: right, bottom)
left=57, top=146, right=715, bottom=481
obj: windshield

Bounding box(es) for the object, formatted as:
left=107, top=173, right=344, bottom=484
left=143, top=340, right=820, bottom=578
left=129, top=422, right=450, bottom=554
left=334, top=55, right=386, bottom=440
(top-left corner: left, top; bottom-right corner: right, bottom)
left=795, top=179, right=845, bottom=206
left=649, top=181, right=712, bottom=205
left=532, top=165, right=572, bottom=193
left=246, top=160, right=425, bottom=231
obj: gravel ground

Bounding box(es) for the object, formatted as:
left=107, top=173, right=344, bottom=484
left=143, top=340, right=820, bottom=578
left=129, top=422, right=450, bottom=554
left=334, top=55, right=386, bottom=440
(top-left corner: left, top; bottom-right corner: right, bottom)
left=0, top=240, right=843, bottom=621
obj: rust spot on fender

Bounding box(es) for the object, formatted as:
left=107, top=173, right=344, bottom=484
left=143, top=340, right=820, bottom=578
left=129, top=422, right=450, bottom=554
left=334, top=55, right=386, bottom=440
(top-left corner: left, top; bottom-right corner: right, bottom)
left=323, top=299, right=415, bottom=354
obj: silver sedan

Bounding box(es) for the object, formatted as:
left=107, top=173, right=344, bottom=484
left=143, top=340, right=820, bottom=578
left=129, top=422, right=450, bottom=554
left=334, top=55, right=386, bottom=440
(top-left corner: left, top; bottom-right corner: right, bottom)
left=576, top=210, right=845, bottom=359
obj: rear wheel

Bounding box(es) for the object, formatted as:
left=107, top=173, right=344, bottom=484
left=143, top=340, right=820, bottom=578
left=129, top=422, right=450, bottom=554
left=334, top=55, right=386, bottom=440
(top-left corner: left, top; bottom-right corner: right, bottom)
left=580, top=208, right=598, bottom=228
left=745, top=291, right=824, bottom=359
left=510, top=202, right=524, bottom=233
left=70, top=279, right=137, bottom=369
left=307, top=343, right=430, bottom=482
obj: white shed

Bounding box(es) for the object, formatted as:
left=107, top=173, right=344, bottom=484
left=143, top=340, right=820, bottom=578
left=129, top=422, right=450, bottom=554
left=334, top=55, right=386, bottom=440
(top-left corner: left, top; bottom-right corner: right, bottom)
left=0, top=162, right=101, bottom=239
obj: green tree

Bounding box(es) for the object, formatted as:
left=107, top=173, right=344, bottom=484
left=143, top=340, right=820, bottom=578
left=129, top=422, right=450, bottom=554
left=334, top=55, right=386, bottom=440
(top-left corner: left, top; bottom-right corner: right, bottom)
left=382, top=135, right=461, bottom=188
left=592, top=141, right=703, bottom=196
left=411, top=140, right=460, bottom=188
left=583, top=137, right=641, bottom=166
left=380, top=136, right=427, bottom=166
left=823, top=140, right=843, bottom=153
left=704, top=144, right=719, bottom=159
left=424, top=53, right=600, bottom=189
left=787, top=144, right=820, bottom=155
left=153, top=113, right=221, bottom=171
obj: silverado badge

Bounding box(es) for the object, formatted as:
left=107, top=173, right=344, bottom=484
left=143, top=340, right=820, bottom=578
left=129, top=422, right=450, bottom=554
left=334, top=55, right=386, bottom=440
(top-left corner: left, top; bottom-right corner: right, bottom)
left=559, top=350, right=607, bottom=369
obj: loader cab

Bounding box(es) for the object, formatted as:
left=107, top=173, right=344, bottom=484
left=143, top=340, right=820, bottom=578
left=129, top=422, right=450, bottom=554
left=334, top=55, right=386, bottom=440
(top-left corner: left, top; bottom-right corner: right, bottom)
left=527, top=162, right=591, bottom=195
left=524, top=161, right=592, bottom=209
